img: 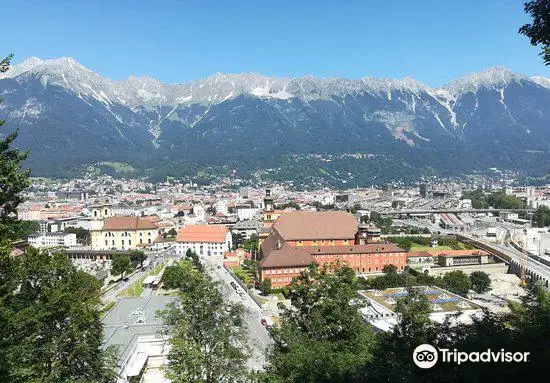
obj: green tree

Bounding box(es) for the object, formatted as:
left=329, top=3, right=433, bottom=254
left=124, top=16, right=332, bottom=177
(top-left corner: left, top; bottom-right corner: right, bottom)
left=367, top=288, right=435, bottom=382
left=63, top=226, right=91, bottom=244
left=264, top=264, right=375, bottom=382
left=532, top=205, right=550, bottom=227
left=462, top=189, right=489, bottom=209
left=110, top=256, right=132, bottom=280
left=0, top=54, right=31, bottom=242
left=0, top=247, right=116, bottom=383
left=486, top=191, right=526, bottom=209
left=161, top=261, right=199, bottom=290
left=441, top=270, right=472, bottom=296
left=242, top=234, right=259, bottom=252
left=366, top=284, right=550, bottom=382
left=470, top=271, right=491, bottom=294
left=12, top=220, right=40, bottom=240
left=128, top=250, right=147, bottom=267
left=185, top=249, right=203, bottom=272
left=260, top=277, right=272, bottom=295
left=520, top=0, right=550, bottom=66
left=232, top=232, right=245, bottom=249
left=160, top=263, right=248, bottom=383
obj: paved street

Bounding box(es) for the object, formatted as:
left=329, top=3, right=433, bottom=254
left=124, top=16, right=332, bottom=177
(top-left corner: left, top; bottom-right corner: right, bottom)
left=101, top=246, right=176, bottom=304
left=200, top=255, right=272, bottom=371
left=100, top=246, right=272, bottom=370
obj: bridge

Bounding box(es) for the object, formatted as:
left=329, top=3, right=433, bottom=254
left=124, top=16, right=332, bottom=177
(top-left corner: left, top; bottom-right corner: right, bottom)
left=392, top=218, right=549, bottom=286
left=375, top=208, right=532, bottom=217
left=455, top=233, right=549, bottom=287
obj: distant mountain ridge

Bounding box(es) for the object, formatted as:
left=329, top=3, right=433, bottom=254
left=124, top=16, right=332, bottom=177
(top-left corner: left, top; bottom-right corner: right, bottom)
left=1, top=57, right=549, bottom=184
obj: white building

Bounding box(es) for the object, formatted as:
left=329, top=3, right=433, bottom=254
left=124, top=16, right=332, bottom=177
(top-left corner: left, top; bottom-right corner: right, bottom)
left=236, top=205, right=261, bottom=221
left=90, top=205, right=159, bottom=251
left=176, top=224, right=232, bottom=257
left=28, top=232, right=77, bottom=248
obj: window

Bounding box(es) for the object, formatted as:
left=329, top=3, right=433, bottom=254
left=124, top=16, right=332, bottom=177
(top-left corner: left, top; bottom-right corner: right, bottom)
left=140, top=239, right=143, bottom=244
left=129, top=240, right=131, bottom=246
left=112, top=240, right=115, bottom=246
left=105, top=240, right=108, bottom=246
left=122, top=240, right=125, bottom=245
left=148, top=239, right=151, bottom=244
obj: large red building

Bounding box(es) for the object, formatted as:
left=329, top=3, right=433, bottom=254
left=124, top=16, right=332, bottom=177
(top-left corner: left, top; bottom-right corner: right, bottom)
left=259, top=211, right=407, bottom=288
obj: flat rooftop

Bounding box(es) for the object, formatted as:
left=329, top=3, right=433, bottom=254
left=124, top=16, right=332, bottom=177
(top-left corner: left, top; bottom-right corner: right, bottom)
left=102, top=296, right=177, bottom=365
left=359, top=286, right=482, bottom=313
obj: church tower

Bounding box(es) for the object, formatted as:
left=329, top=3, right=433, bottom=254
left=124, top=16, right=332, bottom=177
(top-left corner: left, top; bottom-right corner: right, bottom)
left=263, top=188, right=275, bottom=227
left=90, top=203, right=113, bottom=231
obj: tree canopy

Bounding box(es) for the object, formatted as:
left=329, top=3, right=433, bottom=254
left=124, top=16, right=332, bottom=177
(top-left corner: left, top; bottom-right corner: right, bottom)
left=0, top=54, right=30, bottom=241
left=0, top=247, right=117, bottom=382
left=532, top=205, right=550, bottom=227
left=520, top=0, right=550, bottom=65
left=264, top=264, right=374, bottom=383
left=469, top=271, right=492, bottom=294
left=110, top=256, right=132, bottom=280
left=160, top=261, right=249, bottom=383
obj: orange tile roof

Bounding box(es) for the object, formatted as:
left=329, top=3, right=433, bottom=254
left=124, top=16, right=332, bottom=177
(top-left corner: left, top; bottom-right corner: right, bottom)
left=176, top=224, right=229, bottom=243
left=102, top=216, right=158, bottom=231
left=432, top=249, right=489, bottom=257
left=273, top=211, right=358, bottom=241
left=259, top=243, right=314, bottom=268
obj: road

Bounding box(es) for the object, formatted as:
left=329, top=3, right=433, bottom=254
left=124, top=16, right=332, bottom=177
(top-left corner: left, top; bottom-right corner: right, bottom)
left=200, top=254, right=272, bottom=371
left=101, top=245, right=177, bottom=305
left=394, top=218, right=550, bottom=283
left=100, top=246, right=272, bottom=369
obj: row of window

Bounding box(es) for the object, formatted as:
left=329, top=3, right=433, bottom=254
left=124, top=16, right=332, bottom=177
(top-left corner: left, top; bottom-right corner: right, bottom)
left=265, top=267, right=306, bottom=275
left=104, top=231, right=152, bottom=237
left=317, top=253, right=403, bottom=259
left=297, top=239, right=345, bottom=246
left=103, top=238, right=151, bottom=246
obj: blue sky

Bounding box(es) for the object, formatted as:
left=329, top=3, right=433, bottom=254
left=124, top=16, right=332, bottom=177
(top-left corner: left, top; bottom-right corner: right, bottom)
left=4, top=0, right=549, bottom=86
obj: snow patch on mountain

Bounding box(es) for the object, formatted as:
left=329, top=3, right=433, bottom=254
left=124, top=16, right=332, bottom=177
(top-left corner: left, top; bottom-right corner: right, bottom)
left=443, top=66, right=526, bottom=96
left=531, top=76, right=550, bottom=89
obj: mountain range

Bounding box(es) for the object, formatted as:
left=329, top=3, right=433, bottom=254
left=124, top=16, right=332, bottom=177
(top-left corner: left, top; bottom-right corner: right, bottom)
left=1, top=57, right=549, bottom=185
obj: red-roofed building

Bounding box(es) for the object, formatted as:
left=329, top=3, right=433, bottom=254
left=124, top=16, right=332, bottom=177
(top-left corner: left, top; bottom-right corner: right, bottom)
left=176, top=224, right=232, bottom=257
left=259, top=211, right=406, bottom=288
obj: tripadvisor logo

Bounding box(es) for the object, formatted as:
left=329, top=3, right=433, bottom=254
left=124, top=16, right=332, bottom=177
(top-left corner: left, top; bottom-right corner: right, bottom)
left=413, top=344, right=530, bottom=369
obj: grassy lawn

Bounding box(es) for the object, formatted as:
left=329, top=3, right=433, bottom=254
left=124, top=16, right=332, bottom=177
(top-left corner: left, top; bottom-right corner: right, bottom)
left=255, top=295, right=270, bottom=305
left=150, top=262, right=165, bottom=276
left=230, top=266, right=255, bottom=285
left=120, top=275, right=146, bottom=297
left=410, top=241, right=471, bottom=252
left=410, top=245, right=454, bottom=251
left=100, top=301, right=116, bottom=317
